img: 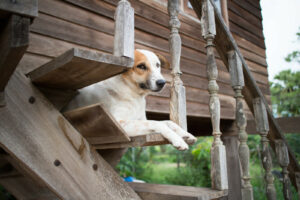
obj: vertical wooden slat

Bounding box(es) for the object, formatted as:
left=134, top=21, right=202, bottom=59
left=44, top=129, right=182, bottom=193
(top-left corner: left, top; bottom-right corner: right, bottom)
left=201, top=0, right=228, bottom=190
left=168, top=0, right=187, bottom=130
left=228, top=50, right=253, bottom=200
left=113, top=0, right=134, bottom=61
left=253, top=97, right=276, bottom=200
left=275, top=139, right=292, bottom=200
left=0, top=14, right=30, bottom=106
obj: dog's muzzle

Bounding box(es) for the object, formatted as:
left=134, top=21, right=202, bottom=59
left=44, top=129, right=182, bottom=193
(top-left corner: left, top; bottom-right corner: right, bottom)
left=156, top=79, right=166, bottom=90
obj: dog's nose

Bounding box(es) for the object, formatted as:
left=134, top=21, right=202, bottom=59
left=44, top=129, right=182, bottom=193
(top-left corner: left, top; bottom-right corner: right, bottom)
left=156, top=79, right=166, bottom=88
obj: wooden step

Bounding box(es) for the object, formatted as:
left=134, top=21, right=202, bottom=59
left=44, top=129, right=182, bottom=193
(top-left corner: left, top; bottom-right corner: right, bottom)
left=64, top=103, right=131, bottom=145
left=64, top=104, right=181, bottom=149
left=27, top=48, right=133, bottom=90
left=129, top=182, right=228, bottom=200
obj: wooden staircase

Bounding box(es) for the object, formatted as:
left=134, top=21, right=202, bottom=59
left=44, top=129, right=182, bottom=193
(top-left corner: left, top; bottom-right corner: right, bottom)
left=1, top=0, right=298, bottom=200
left=0, top=0, right=228, bottom=199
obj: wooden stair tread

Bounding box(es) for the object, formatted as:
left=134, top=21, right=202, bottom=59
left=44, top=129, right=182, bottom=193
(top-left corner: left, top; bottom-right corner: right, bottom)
left=27, top=48, right=133, bottom=90
left=129, top=182, right=227, bottom=200
left=64, top=103, right=131, bottom=144
left=64, top=104, right=180, bottom=148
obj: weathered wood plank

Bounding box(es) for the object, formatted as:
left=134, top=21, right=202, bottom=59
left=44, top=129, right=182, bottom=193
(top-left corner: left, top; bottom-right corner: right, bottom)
left=0, top=14, right=30, bottom=106
left=0, top=0, right=38, bottom=18
left=0, top=70, right=141, bottom=200
left=64, top=103, right=130, bottom=145
left=27, top=48, right=133, bottom=90
left=94, top=133, right=171, bottom=150
left=129, top=182, right=227, bottom=200
left=247, top=117, right=300, bottom=134
left=113, top=0, right=134, bottom=59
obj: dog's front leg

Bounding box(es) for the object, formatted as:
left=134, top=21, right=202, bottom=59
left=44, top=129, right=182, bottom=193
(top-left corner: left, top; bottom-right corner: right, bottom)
left=119, top=120, right=189, bottom=150
left=163, top=121, right=197, bottom=145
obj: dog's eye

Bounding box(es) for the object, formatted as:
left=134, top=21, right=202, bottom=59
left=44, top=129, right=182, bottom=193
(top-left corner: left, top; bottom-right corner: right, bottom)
left=137, top=64, right=147, bottom=70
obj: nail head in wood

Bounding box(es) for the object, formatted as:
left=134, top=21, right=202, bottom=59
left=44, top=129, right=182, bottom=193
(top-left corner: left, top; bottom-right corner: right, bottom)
left=28, top=96, right=35, bottom=104
left=93, top=164, right=98, bottom=171
left=54, top=159, right=61, bottom=166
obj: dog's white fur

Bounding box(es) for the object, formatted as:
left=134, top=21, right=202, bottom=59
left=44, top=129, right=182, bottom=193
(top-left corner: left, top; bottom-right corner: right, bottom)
left=65, top=49, right=196, bottom=150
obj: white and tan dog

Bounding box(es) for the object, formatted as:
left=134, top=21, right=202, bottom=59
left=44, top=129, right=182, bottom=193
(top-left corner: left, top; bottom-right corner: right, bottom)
left=66, top=49, right=197, bottom=150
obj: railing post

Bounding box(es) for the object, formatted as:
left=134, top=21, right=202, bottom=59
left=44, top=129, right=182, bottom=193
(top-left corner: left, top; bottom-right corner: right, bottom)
left=275, top=139, right=292, bottom=200
left=201, top=0, right=228, bottom=190
left=296, top=172, right=300, bottom=200
left=228, top=50, right=253, bottom=200
left=253, top=98, right=277, bottom=200
left=168, top=0, right=187, bottom=130
left=114, top=0, right=134, bottom=61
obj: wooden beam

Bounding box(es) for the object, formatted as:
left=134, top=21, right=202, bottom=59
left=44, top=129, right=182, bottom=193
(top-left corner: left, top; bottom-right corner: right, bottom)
left=247, top=117, right=300, bottom=134
left=27, top=48, right=133, bottom=90
left=189, top=0, right=300, bottom=188
left=0, top=0, right=38, bottom=18
left=0, top=14, right=30, bottom=106
left=94, top=133, right=172, bottom=150
left=0, top=70, right=141, bottom=200
left=129, top=182, right=227, bottom=200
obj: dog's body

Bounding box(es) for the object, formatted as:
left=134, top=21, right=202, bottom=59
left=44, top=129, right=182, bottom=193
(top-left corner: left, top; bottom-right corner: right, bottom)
left=65, top=49, right=196, bottom=150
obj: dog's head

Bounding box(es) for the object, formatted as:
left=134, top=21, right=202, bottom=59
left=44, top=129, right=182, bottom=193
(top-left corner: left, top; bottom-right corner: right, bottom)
left=123, top=49, right=169, bottom=95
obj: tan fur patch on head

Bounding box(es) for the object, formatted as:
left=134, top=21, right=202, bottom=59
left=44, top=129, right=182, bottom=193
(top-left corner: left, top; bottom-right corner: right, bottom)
left=122, top=50, right=151, bottom=80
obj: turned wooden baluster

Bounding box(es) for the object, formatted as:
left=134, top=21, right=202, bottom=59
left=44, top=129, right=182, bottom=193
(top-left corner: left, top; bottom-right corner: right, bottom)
left=168, top=0, right=187, bottom=130
left=253, top=98, right=276, bottom=200
left=275, top=139, right=292, bottom=200
left=201, top=0, right=228, bottom=190
left=114, top=0, right=134, bottom=61
left=228, top=50, right=253, bottom=200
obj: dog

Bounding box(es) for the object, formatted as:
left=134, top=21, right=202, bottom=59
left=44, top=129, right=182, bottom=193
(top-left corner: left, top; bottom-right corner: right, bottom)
left=65, top=49, right=197, bottom=150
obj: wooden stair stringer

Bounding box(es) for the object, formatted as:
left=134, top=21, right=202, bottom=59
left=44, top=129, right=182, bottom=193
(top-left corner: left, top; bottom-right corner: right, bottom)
left=0, top=70, right=141, bottom=200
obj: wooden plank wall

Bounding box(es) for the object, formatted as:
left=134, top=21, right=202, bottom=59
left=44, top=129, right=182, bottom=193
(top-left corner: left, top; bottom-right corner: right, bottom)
left=17, top=0, right=270, bottom=123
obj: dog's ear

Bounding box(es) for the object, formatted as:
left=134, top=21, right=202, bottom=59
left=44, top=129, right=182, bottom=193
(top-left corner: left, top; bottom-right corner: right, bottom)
left=155, top=53, right=170, bottom=69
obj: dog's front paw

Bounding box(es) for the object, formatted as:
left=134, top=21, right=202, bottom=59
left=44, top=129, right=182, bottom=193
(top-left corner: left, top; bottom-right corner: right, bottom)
left=182, top=134, right=197, bottom=145
left=172, top=138, right=189, bottom=151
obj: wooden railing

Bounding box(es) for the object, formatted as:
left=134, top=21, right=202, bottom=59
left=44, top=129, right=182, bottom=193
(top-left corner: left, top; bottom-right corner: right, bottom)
left=189, top=0, right=300, bottom=199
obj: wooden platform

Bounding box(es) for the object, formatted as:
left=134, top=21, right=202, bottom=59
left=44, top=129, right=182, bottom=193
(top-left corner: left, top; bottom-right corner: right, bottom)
left=28, top=48, right=133, bottom=90
left=129, top=182, right=227, bottom=200
left=64, top=103, right=131, bottom=145
left=64, top=103, right=185, bottom=149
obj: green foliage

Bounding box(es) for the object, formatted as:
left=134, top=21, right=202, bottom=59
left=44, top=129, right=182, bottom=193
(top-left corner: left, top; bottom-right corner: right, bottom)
left=270, top=70, right=300, bottom=117
left=285, top=28, right=300, bottom=63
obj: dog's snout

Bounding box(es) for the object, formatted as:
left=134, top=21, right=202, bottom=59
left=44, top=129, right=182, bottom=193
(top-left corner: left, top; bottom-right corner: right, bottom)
left=156, top=79, right=166, bottom=88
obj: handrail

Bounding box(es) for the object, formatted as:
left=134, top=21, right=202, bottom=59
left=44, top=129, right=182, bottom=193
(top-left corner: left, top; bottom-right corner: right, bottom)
left=190, top=0, right=300, bottom=191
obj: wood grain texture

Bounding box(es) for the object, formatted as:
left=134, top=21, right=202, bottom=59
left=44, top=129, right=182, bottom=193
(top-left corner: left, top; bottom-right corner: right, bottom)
left=27, top=48, right=133, bottom=90
left=64, top=103, right=130, bottom=145
left=275, top=140, right=293, bottom=200
left=0, top=14, right=29, bottom=106
left=0, top=70, right=141, bottom=200
left=201, top=0, right=228, bottom=191
left=94, top=133, right=172, bottom=150
left=168, top=0, right=187, bottom=130
left=129, top=182, right=227, bottom=200
left=113, top=0, right=134, bottom=59
left=253, top=98, right=276, bottom=200
left=189, top=0, right=300, bottom=189
left=0, top=0, right=38, bottom=18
